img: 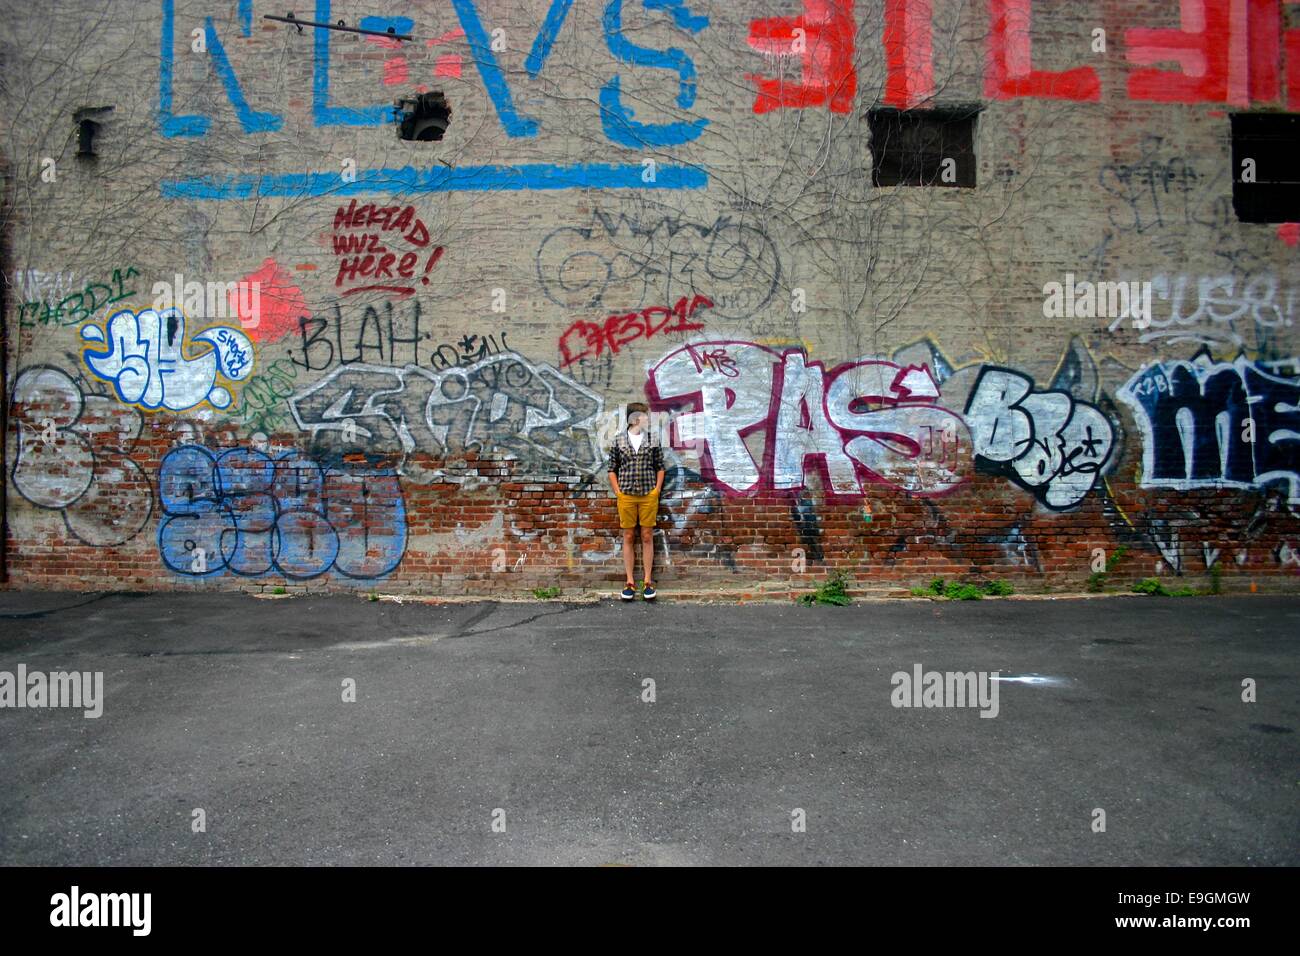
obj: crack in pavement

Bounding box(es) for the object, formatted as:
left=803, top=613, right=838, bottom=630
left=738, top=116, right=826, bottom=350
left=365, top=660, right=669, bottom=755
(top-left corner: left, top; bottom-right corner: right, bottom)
left=0, top=592, right=122, bottom=620
left=0, top=603, right=596, bottom=658
left=448, top=601, right=596, bottom=640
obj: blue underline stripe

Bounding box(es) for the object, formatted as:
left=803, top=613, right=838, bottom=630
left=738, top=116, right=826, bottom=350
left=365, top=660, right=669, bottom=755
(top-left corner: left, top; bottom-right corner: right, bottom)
left=161, top=162, right=708, bottom=199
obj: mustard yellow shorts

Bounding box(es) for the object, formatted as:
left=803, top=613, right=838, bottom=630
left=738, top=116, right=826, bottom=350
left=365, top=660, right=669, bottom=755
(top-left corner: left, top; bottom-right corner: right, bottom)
left=617, top=490, right=660, bottom=529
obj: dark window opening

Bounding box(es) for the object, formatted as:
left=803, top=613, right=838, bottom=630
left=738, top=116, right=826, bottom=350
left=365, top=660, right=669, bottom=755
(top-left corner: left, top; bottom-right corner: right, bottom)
left=1230, top=113, right=1300, bottom=223
left=396, top=92, right=451, bottom=142
left=73, top=106, right=113, bottom=159
left=76, top=119, right=100, bottom=157
left=867, top=107, right=978, bottom=188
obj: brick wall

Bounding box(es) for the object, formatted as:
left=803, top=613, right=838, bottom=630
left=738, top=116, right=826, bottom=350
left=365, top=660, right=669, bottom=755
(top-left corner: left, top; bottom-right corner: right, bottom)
left=2, top=0, right=1299, bottom=595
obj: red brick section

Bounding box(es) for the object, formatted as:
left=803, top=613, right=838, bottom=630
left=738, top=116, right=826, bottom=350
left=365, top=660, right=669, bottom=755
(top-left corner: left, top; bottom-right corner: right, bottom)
left=4, top=413, right=1296, bottom=596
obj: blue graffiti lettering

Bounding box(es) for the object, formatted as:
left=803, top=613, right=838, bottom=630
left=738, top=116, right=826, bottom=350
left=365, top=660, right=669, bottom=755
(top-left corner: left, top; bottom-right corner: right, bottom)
left=157, top=1, right=282, bottom=136
left=313, top=0, right=391, bottom=126
left=1120, top=354, right=1300, bottom=501
left=205, top=16, right=282, bottom=133
left=600, top=0, right=709, bottom=148
left=156, top=0, right=712, bottom=194
left=450, top=0, right=541, bottom=137
left=159, top=0, right=209, bottom=137
left=525, top=0, right=576, bottom=77
left=158, top=444, right=406, bottom=580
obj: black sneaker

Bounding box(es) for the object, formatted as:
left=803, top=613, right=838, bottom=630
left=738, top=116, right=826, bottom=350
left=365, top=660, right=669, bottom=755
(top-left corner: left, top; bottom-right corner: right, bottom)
left=620, top=584, right=637, bottom=601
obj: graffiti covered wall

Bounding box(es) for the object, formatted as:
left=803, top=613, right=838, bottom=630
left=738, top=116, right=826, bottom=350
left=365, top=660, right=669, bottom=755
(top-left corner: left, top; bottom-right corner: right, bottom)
left=3, top=0, right=1299, bottom=594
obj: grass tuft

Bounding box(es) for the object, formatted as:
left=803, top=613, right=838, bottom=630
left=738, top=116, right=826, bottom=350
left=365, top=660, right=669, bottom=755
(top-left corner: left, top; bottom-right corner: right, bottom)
left=911, top=577, right=1012, bottom=600
left=1131, top=577, right=1198, bottom=597
left=797, top=571, right=853, bottom=606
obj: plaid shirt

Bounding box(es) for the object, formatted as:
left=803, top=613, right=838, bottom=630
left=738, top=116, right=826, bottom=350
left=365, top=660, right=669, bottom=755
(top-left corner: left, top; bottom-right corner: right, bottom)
left=606, top=430, right=664, bottom=496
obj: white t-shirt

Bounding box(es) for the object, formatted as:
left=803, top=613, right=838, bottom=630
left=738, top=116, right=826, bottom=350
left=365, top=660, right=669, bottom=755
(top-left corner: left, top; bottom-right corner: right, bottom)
left=629, top=431, right=644, bottom=452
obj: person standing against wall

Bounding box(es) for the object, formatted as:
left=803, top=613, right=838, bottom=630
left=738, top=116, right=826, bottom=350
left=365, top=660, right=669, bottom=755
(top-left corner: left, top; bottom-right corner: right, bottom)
left=606, top=402, right=665, bottom=601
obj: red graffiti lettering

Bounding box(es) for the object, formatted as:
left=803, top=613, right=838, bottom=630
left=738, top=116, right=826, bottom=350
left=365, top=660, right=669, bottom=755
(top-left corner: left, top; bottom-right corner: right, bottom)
left=332, top=201, right=436, bottom=296
left=684, top=343, right=740, bottom=377
left=746, top=0, right=857, bottom=114
left=883, top=0, right=933, bottom=109
left=1287, top=3, right=1300, bottom=109
left=559, top=295, right=713, bottom=367
left=1125, top=0, right=1281, bottom=105
left=986, top=0, right=1100, bottom=101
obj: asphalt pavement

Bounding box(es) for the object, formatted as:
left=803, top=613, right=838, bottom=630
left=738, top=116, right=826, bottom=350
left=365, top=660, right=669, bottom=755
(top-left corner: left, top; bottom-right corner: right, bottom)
left=0, top=590, right=1295, bottom=865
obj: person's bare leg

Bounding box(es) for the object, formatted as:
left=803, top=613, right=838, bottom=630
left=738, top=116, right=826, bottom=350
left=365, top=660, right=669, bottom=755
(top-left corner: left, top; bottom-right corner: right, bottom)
left=622, top=528, right=637, bottom=584
left=640, top=525, right=655, bottom=584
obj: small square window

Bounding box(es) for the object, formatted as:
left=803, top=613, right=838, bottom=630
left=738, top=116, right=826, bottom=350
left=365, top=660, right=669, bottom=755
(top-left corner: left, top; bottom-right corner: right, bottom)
left=1230, top=113, right=1300, bottom=223
left=867, top=107, right=978, bottom=188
